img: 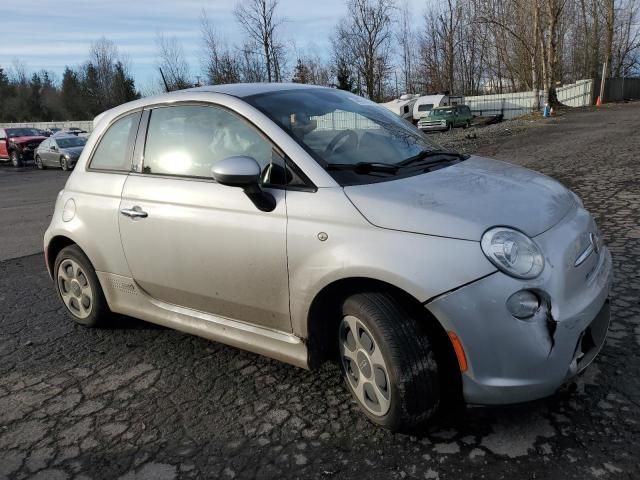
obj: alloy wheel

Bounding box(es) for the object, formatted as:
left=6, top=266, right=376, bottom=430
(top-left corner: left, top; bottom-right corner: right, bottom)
left=339, top=315, right=392, bottom=416
left=57, top=258, right=93, bottom=319
left=10, top=151, right=20, bottom=167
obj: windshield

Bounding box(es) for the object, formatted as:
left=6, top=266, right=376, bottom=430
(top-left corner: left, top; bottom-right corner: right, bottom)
left=56, top=137, right=87, bottom=148
left=428, top=108, right=454, bottom=116
left=7, top=128, right=42, bottom=138
left=246, top=88, right=439, bottom=171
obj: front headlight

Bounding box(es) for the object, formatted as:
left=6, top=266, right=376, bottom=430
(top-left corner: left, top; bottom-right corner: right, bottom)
left=481, top=227, right=544, bottom=279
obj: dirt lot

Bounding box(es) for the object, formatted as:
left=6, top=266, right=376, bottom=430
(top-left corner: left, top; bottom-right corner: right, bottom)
left=1, top=103, right=639, bottom=479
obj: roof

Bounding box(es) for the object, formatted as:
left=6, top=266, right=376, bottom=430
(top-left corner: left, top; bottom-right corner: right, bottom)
left=184, top=82, right=327, bottom=98
left=92, top=82, right=330, bottom=130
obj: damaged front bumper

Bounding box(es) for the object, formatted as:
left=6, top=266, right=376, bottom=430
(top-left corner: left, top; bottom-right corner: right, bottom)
left=427, top=206, right=613, bottom=405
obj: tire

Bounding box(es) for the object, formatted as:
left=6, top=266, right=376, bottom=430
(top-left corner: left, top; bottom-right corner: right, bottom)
left=60, top=157, right=69, bottom=171
left=447, top=123, right=453, bottom=131
left=36, top=155, right=46, bottom=170
left=54, top=244, right=111, bottom=327
left=337, top=292, right=440, bottom=431
left=10, top=150, right=22, bottom=168
left=463, top=120, right=471, bottom=129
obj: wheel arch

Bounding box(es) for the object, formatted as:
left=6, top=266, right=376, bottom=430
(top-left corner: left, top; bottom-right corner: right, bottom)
left=306, top=276, right=462, bottom=400
left=45, top=235, right=94, bottom=279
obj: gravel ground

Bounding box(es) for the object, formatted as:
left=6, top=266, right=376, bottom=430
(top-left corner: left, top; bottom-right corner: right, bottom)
left=1, top=103, right=639, bottom=480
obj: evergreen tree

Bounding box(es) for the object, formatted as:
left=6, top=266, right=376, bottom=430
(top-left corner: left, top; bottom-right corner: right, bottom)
left=83, top=63, right=101, bottom=116
left=336, top=59, right=354, bottom=92
left=112, top=61, right=139, bottom=105
left=61, top=67, right=85, bottom=119
left=292, top=59, right=311, bottom=84
left=28, top=73, right=43, bottom=120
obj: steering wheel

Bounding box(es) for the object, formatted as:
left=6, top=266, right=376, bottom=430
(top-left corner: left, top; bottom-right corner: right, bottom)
left=325, top=129, right=358, bottom=154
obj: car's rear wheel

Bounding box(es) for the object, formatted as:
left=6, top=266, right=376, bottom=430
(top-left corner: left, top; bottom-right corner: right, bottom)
left=35, top=155, right=46, bottom=169
left=54, top=245, right=110, bottom=327
left=463, top=120, right=471, bottom=129
left=447, top=122, right=453, bottom=131
left=10, top=150, right=22, bottom=168
left=60, top=157, right=69, bottom=171
left=338, top=292, right=440, bottom=431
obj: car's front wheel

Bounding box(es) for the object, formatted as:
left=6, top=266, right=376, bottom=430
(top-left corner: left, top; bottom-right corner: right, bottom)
left=10, top=150, right=22, bottom=168
left=338, top=293, right=440, bottom=431
left=60, top=157, right=69, bottom=171
left=54, top=245, right=111, bottom=327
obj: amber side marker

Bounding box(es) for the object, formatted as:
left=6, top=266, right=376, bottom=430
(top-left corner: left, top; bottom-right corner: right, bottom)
left=447, top=331, right=468, bottom=372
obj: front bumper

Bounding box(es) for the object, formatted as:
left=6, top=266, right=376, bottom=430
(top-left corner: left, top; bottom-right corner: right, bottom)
left=427, top=206, right=613, bottom=405
left=18, top=148, right=36, bottom=161
left=419, top=123, right=448, bottom=132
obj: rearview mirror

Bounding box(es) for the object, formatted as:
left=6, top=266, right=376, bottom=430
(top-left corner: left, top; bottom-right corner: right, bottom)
left=211, top=156, right=275, bottom=212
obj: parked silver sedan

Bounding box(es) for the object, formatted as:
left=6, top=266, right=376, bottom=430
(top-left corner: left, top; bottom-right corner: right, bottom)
left=44, top=84, right=612, bottom=431
left=35, top=135, right=87, bottom=170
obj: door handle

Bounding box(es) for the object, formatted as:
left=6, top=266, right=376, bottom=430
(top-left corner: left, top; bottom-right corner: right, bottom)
left=120, top=206, right=148, bottom=218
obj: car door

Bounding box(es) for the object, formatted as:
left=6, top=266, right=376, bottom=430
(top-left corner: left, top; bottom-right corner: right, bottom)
left=39, top=139, right=50, bottom=165
left=49, top=139, right=61, bottom=166
left=118, top=104, right=292, bottom=332
left=0, top=129, right=7, bottom=158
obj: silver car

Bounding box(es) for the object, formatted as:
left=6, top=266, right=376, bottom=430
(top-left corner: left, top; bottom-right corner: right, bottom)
left=44, top=84, right=612, bottom=430
left=35, top=135, right=87, bottom=170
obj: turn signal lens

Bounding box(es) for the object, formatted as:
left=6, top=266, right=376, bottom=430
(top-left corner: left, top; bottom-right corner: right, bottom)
left=448, top=331, right=468, bottom=372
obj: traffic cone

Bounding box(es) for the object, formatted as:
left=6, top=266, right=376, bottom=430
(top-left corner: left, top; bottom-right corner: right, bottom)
left=596, top=96, right=602, bottom=106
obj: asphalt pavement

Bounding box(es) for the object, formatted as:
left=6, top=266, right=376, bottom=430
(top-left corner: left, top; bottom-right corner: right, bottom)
left=1, top=103, right=639, bottom=479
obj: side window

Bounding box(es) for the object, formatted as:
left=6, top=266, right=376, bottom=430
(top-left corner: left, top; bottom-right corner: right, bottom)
left=89, top=112, right=140, bottom=171
left=0, top=130, right=5, bottom=140
left=143, top=105, right=273, bottom=180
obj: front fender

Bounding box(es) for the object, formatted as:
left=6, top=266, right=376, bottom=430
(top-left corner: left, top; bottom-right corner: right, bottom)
left=285, top=188, right=496, bottom=338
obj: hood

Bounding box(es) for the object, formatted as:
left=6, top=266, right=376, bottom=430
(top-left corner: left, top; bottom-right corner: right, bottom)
left=61, top=146, right=85, bottom=157
left=344, top=156, right=575, bottom=241
left=9, top=136, right=46, bottom=144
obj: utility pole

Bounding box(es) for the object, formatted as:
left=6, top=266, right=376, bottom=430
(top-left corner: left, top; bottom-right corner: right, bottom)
left=395, top=71, right=399, bottom=98
left=599, top=60, right=607, bottom=104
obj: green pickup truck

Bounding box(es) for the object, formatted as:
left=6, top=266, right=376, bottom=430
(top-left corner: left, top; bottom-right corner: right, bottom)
left=418, top=105, right=473, bottom=132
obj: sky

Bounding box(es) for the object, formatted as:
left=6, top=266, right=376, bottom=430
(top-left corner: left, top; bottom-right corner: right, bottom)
left=0, top=0, right=425, bottom=92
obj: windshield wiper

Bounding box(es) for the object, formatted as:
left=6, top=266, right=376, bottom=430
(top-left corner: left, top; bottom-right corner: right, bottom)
left=326, top=162, right=399, bottom=174
left=398, top=149, right=468, bottom=167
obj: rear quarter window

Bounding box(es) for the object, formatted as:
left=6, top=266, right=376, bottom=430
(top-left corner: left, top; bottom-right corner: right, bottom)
left=89, top=112, right=141, bottom=172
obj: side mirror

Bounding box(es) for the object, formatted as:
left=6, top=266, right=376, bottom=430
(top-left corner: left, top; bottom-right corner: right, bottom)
left=212, top=155, right=261, bottom=187
left=211, top=156, right=276, bottom=212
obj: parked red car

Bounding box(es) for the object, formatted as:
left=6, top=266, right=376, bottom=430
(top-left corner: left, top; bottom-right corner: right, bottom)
left=0, top=127, right=47, bottom=167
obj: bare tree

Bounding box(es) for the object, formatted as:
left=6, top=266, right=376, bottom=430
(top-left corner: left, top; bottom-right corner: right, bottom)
left=397, top=1, right=416, bottom=93
left=156, top=33, right=192, bottom=91
left=89, top=37, right=118, bottom=105
left=334, top=0, right=396, bottom=101
left=234, top=0, right=286, bottom=82
left=201, top=11, right=242, bottom=85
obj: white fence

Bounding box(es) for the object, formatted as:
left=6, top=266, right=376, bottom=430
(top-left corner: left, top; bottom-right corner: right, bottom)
left=464, top=79, right=594, bottom=119
left=0, top=120, right=94, bottom=132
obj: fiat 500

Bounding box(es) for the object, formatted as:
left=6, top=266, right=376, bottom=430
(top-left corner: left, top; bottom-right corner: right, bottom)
left=44, top=84, right=612, bottom=430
